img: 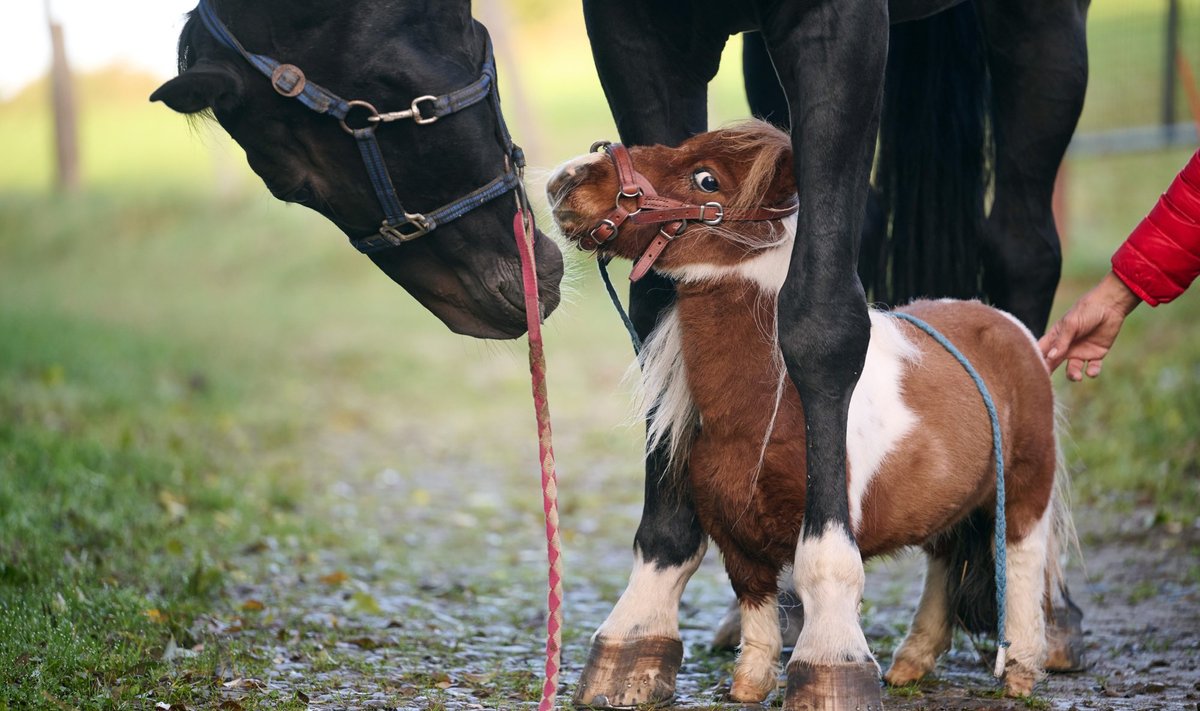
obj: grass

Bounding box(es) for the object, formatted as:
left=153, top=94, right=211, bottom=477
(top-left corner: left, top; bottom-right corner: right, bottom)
left=1, top=7, right=1198, bottom=708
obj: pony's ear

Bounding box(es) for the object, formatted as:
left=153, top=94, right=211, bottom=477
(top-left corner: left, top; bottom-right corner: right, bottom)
left=150, top=61, right=243, bottom=114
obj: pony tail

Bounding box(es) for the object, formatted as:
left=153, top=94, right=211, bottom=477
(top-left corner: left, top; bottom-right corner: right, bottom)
left=942, top=510, right=999, bottom=637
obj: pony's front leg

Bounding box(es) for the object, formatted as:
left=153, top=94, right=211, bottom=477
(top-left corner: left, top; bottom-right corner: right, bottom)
left=574, top=3, right=726, bottom=706
left=884, top=555, right=953, bottom=686
left=727, top=562, right=784, bottom=703
left=761, top=1, right=888, bottom=708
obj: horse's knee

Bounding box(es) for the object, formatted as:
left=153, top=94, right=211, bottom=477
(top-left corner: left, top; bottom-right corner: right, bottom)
left=776, top=284, right=870, bottom=395
left=983, top=226, right=1062, bottom=333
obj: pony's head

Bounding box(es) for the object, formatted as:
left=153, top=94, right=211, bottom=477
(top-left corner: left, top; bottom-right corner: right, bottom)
left=548, top=121, right=796, bottom=280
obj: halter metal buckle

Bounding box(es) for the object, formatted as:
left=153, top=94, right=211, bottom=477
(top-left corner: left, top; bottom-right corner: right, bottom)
left=410, top=95, right=440, bottom=125
left=379, top=213, right=432, bottom=243
left=587, top=219, right=617, bottom=247
left=700, top=201, right=724, bottom=225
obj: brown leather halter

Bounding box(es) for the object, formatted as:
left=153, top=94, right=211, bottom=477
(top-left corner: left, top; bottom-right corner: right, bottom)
left=582, top=141, right=800, bottom=281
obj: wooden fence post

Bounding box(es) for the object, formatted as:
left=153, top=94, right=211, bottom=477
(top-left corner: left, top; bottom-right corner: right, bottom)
left=46, top=0, right=80, bottom=194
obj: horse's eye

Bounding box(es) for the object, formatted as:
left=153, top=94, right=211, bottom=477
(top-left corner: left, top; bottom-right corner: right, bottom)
left=287, top=185, right=313, bottom=204
left=692, top=169, right=720, bottom=193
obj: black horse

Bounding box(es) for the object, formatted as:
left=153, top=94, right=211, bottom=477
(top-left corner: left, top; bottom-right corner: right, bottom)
left=570, top=0, right=1088, bottom=708
left=151, top=0, right=563, bottom=340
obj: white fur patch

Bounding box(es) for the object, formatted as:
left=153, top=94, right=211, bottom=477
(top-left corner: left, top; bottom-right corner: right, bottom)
left=733, top=599, right=784, bottom=701
left=658, top=213, right=797, bottom=292
left=548, top=150, right=605, bottom=187
left=594, top=546, right=706, bottom=642
left=1001, top=505, right=1051, bottom=677
left=846, top=312, right=921, bottom=532
left=788, top=524, right=875, bottom=667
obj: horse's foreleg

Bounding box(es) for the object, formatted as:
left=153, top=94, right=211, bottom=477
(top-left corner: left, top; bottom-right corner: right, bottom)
left=1002, top=508, right=1053, bottom=696
left=761, top=2, right=888, bottom=708
left=574, top=3, right=725, bottom=707
left=978, top=0, right=1089, bottom=335
left=884, top=555, right=954, bottom=686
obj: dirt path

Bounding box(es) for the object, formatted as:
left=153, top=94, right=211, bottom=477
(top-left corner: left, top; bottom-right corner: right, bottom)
left=189, top=412, right=1200, bottom=710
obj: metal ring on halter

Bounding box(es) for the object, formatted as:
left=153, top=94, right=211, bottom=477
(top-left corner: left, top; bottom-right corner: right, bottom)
left=660, top=221, right=687, bottom=239
left=590, top=140, right=612, bottom=153
left=410, top=95, right=440, bottom=125
left=340, top=100, right=381, bottom=134
left=379, top=213, right=432, bottom=242
left=700, top=201, right=725, bottom=225
left=619, top=186, right=643, bottom=199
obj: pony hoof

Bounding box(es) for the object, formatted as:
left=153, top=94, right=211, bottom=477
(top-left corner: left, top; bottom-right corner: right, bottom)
left=882, top=657, right=928, bottom=687
left=1044, top=599, right=1086, bottom=672
left=1003, top=663, right=1039, bottom=697
left=573, top=636, right=683, bottom=708
left=783, top=661, right=883, bottom=711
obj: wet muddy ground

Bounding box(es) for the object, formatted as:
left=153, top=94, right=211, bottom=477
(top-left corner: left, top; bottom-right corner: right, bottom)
left=182, top=413, right=1200, bottom=710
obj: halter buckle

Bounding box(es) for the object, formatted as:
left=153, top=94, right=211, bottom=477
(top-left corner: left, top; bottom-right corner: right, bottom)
left=410, top=95, right=440, bottom=125
left=587, top=219, right=618, bottom=248
left=379, top=213, right=432, bottom=243
left=660, top=221, right=687, bottom=240
left=271, top=64, right=307, bottom=98
left=590, top=140, right=612, bottom=154
left=700, top=202, right=724, bottom=225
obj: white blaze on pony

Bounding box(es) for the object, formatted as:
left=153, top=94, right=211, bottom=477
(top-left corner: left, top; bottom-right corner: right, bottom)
left=549, top=120, right=1074, bottom=707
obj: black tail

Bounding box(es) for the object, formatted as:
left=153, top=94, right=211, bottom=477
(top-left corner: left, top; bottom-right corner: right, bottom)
left=941, top=509, right=998, bottom=636
left=861, top=1, right=993, bottom=307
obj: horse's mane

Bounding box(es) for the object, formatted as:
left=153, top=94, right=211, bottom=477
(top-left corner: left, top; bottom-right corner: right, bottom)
left=712, top=120, right=793, bottom=209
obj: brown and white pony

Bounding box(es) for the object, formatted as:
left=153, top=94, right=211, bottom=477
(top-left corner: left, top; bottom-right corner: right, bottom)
left=549, top=121, right=1072, bottom=704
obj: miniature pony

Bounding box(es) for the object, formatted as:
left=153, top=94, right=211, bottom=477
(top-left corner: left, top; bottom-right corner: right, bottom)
left=549, top=121, right=1071, bottom=705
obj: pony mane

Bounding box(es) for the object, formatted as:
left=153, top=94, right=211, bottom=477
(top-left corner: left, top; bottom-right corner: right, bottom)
left=713, top=120, right=793, bottom=209
left=628, top=307, right=699, bottom=479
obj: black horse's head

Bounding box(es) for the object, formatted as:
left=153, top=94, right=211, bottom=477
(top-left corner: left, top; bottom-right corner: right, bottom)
left=151, top=1, right=562, bottom=339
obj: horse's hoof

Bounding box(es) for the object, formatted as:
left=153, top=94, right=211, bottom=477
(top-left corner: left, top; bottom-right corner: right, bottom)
left=730, top=664, right=778, bottom=703
left=783, top=661, right=883, bottom=711
left=573, top=636, right=683, bottom=708
left=711, top=589, right=805, bottom=652
left=1044, top=598, right=1086, bottom=672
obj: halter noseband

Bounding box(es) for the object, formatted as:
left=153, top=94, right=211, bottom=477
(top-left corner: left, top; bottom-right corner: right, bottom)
left=583, top=141, right=800, bottom=281
left=195, top=0, right=524, bottom=254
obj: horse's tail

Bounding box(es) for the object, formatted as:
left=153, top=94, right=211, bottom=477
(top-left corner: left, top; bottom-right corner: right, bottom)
left=861, top=1, right=992, bottom=306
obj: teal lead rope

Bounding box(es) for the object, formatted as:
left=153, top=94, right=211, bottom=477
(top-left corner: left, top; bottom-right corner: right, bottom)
left=890, top=311, right=1011, bottom=678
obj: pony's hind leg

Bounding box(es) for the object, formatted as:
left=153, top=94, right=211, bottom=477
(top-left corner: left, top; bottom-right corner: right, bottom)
left=1001, top=507, right=1053, bottom=696
left=729, top=566, right=785, bottom=703
left=884, top=554, right=953, bottom=686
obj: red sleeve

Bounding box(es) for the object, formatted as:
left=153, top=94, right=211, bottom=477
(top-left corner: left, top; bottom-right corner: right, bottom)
left=1111, top=149, right=1200, bottom=306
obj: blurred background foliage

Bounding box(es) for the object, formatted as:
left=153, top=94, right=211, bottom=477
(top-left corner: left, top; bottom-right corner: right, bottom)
left=0, top=0, right=1197, bottom=707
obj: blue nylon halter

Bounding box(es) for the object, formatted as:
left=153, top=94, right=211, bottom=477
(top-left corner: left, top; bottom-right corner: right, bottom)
left=890, top=311, right=1011, bottom=673
left=194, top=0, right=524, bottom=253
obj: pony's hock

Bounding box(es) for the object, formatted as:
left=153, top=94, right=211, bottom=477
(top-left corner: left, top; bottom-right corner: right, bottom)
left=551, top=121, right=1076, bottom=708
left=573, top=636, right=683, bottom=707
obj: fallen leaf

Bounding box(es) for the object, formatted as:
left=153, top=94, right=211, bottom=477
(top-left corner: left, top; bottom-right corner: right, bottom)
left=159, top=491, right=188, bottom=521
left=222, top=678, right=266, bottom=690
left=348, top=636, right=380, bottom=650
left=240, top=599, right=265, bottom=612
left=348, top=591, right=381, bottom=614
left=319, top=570, right=349, bottom=585
left=296, top=690, right=310, bottom=704
left=144, top=608, right=167, bottom=623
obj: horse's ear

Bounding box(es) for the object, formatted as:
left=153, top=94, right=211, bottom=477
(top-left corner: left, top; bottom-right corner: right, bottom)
left=150, top=61, right=242, bottom=114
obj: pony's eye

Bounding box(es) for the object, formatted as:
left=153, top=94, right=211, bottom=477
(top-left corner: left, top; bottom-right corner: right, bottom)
left=692, top=169, right=720, bottom=193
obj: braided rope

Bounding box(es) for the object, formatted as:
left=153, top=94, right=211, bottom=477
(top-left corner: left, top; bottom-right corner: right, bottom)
left=513, top=208, right=564, bottom=710
left=890, top=311, right=1010, bottom=677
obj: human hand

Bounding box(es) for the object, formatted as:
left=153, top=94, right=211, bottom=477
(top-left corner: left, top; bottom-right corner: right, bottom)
left=1039, top=272, right=1141, bottom=381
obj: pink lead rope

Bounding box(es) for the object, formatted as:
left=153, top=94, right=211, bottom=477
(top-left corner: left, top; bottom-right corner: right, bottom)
left=513, top=209, right=564, bottom=710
